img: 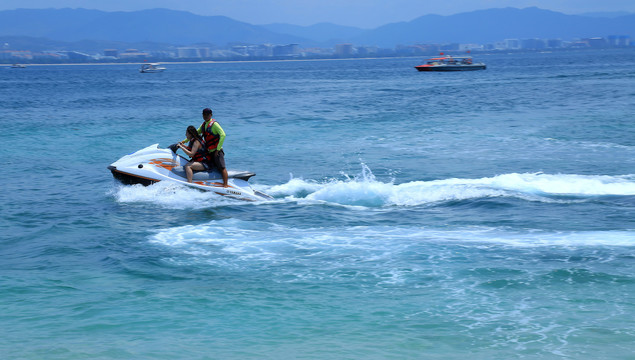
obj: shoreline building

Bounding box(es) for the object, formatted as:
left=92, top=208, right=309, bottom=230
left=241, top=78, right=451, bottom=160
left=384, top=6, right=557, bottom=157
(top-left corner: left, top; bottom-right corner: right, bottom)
left=335, top=44, right=354, bottom=57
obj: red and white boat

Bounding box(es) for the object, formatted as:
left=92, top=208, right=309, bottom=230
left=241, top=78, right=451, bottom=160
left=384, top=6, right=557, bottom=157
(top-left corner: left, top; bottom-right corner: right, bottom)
left=415, top=55, right=486, bottom=72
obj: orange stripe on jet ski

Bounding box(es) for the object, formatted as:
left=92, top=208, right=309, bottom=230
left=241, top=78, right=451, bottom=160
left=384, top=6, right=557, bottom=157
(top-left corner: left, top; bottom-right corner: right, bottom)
left=210, top=182, right=236, bottom=188
left=149, top=158, right=178, bottom=171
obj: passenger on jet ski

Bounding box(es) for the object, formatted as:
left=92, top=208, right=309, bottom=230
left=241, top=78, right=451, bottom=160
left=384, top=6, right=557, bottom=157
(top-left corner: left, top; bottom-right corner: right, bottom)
left=177, top=126, right=211, bottom=183
left=180, top=108, right=229, bottom=187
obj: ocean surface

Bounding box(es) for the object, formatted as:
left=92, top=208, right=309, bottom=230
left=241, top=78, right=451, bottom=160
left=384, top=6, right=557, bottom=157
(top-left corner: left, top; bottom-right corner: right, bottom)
left=1, top=49, right=634, bottom=359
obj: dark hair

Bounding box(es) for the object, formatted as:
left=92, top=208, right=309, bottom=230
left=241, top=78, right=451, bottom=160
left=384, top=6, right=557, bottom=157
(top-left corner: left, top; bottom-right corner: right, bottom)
left=202, top=108, right=213, bottom=116
left=186, top=125, right=202, bottom=142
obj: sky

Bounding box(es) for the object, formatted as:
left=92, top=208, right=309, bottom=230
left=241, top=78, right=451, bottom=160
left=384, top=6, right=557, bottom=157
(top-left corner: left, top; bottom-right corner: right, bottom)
left=1, top=0, right=634, bottom=28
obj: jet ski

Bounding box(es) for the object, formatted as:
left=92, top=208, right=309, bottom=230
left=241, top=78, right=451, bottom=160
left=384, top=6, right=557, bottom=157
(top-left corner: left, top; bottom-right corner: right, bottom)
left=108, top=144, right=273, bottom=201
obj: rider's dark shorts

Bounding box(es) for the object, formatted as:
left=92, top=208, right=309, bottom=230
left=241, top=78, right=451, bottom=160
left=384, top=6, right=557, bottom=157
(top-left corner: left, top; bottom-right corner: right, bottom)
left=208, top=149, right=226, bottom=170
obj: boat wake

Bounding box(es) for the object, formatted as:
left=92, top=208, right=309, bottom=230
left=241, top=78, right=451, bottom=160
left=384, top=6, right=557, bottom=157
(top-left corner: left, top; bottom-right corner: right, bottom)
left=264, top=166, right=635, bottom=207
left=110, top=164, right=635, bottom=209
left=150, top=220, right=635, bottom=269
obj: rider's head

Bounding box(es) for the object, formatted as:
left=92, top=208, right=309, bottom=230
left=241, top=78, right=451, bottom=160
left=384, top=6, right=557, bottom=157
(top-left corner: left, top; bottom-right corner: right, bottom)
left=202, top=108, right=213, bottom=120
left=186, top=125, right=199, bottom=140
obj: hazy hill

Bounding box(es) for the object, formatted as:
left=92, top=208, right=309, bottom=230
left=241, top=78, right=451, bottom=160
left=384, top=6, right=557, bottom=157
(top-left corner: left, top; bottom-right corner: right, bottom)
left=579, top=11, right=633, bottom=18
left=0, top=8, right=308, bottom=46
left=261, top=22, right=365, bottom=45
left=1, top=7, right=634, bottom=50
left=353, top=7, right=635, bottom=46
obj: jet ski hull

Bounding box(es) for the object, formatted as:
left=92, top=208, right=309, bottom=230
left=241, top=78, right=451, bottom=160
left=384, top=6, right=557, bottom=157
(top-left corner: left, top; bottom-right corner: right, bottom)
left=108, top=144, right=273, bottom=201
left=108, top=165, right=161, bottom=186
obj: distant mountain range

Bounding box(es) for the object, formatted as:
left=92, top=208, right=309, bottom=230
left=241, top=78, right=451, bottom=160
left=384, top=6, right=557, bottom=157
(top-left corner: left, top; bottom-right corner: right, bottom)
left=1, top=7, right=634, bottom=51
left=355, top=7, right=635, bottom=47
left=0, top=8, right=306, bottom=47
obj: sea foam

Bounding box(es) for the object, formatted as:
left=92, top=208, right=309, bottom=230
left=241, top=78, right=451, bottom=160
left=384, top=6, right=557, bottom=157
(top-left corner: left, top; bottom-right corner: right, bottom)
left=110, top=182, right=242, bottom=209
left=262, top=170, right=635, bottom=207
left=150, top=219, right=635, bottom=267
left=111, top=167, right=635, bottom=209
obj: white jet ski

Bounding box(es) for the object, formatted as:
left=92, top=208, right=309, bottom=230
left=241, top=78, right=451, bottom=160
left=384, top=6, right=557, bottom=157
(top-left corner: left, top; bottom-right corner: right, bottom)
left=108, top=144, right=273, bottom=201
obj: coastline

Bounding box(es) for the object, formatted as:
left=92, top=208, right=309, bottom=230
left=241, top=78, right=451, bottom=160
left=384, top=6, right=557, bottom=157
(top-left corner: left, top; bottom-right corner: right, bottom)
left=3, top=48, right=631, bottom=67
left=0, top=57, right=407, bottom=67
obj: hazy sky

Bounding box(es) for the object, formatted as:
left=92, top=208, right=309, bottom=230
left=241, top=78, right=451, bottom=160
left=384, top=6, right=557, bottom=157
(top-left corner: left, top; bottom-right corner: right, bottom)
left=2, top=0, right=634, bottom=28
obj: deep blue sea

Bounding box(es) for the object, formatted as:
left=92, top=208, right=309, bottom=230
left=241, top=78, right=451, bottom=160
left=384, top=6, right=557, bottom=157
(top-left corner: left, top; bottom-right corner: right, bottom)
left=1, top=49, right=635, bottom=359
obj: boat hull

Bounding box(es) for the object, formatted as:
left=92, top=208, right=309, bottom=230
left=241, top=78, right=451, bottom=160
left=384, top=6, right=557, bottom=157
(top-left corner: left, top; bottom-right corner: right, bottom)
left=415, top=64, right=486, bottom=72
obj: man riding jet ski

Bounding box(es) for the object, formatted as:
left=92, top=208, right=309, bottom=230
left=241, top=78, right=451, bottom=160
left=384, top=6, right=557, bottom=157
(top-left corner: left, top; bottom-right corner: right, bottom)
left=179, top=108, right=229, bottom=187
left=109, top=107, right=272, bottom=201
left=108, top=143, right=272, bottom=201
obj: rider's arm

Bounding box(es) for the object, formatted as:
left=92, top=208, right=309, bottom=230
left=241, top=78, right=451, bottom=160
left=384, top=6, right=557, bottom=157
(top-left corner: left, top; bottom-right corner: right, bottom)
left=212, top=122, right=226, bottom=151
left=177, top=143, right=194, bottom=157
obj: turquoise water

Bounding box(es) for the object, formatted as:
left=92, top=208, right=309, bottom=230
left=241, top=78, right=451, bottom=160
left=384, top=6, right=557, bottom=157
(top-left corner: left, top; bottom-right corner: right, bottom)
left=1, top=50, right=635, bottom=359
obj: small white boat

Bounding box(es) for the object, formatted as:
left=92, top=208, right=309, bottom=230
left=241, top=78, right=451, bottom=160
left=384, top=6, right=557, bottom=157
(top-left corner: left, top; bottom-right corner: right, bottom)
left=139, top=63, right=166, bottom=73
left=11, top=64, right=27, bottom=68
